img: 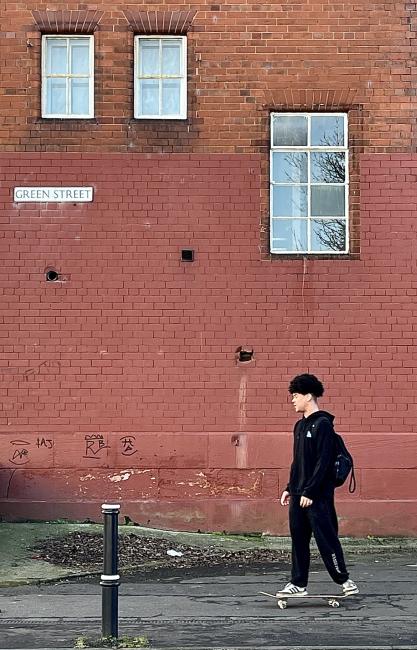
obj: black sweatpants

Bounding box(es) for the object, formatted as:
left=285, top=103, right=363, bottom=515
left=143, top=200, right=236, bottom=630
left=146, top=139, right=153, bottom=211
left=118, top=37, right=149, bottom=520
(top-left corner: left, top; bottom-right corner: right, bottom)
left=289, top=494, right=349, bottom=588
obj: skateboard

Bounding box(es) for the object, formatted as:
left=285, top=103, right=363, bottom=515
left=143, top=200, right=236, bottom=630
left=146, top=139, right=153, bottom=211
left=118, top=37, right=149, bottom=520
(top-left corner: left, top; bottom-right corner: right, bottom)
left=259, top=591, right=352, bottom=609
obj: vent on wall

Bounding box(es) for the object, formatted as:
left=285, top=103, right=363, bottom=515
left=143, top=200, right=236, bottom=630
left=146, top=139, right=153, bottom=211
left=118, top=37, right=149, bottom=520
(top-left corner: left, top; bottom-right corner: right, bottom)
left=45, top=269, right=60, bottom=282
left=235, top=347, right=254, bottom=363
left=181, top=249, right=194, bottom=262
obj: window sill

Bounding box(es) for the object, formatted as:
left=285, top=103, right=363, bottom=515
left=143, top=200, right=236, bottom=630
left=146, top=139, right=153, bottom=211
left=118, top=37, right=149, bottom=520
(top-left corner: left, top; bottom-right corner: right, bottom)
left=40, top=116, right=95, bottom=120
left=268, top=252, right=360, bottom=261
left=133, top=116, right=188, bottom=121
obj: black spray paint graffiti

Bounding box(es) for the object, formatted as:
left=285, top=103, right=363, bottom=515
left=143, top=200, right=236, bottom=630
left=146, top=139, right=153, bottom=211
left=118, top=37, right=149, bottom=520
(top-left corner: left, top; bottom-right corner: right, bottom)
left=83, top=435, right=138, bottom=458
left=83, top=434, right=110, bottom=459
left=9, top=435, right=139, bottom=464
left=9, top=437, right=54, bottom=465
left=9, top=439, right=30, bottom=465
left=120, top=435, right=138, bottom=456
left=36, top=437, right=53, bottom=449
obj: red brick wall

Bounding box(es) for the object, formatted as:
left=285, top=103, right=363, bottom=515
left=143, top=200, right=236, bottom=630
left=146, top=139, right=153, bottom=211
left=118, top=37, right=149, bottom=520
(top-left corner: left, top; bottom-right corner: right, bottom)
left=0, top=153, right=417, bottom=534
left=0, top=1, right=415, bottom=153
left=1, top=1, right=417, bottom=534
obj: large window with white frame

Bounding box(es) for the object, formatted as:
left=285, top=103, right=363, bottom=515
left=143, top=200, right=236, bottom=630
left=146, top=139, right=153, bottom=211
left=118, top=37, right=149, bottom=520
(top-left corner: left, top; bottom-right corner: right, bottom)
left=42, top=35, right=94, bottom=119
left=134, top=36, right=187, bottom=119
left=270, top=113, right=349, bottom=254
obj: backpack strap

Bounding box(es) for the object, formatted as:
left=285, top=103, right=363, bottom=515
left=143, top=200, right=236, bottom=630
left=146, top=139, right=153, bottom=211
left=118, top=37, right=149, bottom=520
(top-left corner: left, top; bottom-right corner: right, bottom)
left=348, top=467, right=356, bottom=494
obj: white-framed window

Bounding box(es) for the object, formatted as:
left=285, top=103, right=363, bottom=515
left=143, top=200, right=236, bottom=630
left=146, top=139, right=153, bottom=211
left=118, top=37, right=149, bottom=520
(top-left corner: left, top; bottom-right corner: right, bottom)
left=134, top=36, right=187, bottom=119
left=42, top=35, right=94, bottom=118
left=270, top=113, right=349, bottom=254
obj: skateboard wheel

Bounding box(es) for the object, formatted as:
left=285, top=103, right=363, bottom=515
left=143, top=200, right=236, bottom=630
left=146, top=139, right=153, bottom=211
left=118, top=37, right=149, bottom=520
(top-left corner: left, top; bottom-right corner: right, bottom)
left=277, top=600, right=287, bottom=609
left=329, top=599, right=340, bottom=607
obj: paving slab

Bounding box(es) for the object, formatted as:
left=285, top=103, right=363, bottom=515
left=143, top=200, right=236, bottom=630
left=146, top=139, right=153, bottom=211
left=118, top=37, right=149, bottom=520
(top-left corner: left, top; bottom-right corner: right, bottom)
left=1, top=523, right=417, bottom=649
left=1, top=552, right=417, bottom=649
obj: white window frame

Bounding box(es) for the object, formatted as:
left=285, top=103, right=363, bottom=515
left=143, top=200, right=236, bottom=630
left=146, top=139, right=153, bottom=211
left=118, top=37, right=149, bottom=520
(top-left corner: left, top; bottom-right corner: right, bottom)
left=270, top=112, right=349, bottom=255
left=41, top=35, right=94, bottom=119
left=134, top=35, right=187, bottom=120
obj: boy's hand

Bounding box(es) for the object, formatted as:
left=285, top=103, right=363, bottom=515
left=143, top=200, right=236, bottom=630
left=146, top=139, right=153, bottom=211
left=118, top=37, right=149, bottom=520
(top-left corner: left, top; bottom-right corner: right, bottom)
left=280, top=490, right=290, bottom=506
left=300, top=496, right=313, bottom=507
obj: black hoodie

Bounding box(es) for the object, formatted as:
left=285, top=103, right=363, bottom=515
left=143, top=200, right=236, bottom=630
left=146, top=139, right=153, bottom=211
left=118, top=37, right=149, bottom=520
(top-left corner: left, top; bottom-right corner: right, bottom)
left=286, top=410, right=336, bottom=499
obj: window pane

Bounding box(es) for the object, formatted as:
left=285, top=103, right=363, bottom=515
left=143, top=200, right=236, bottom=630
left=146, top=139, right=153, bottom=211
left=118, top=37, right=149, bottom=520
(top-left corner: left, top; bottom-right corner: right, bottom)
left=70, top=41, right=90, bottom=74
left=272, top=152, right=307, bottom=183
left=162, top=80, right=181, bottom=115
left=47, top=42, right=67, bottom=74
left=311, top=219, right=346, bottom=252
left=311, top=185, right=345, bottom=217
left=271, top=219, right=307, bottom=252
left=311, top=115, right=345, bottom=146
left=272, top=115, right=308, bottom=147
left=71, top=79, right=89, bottom=115
left=140, top=41, right=160, bottom=76
left=311, top=152, right=345, bottom=183
left=162, top=41, right=181, bottom=75
left=140, top=79, right=159, bottom=115
left=47, top=78, right=66, bottom=114
left=272, top=185, right=308, bottom=217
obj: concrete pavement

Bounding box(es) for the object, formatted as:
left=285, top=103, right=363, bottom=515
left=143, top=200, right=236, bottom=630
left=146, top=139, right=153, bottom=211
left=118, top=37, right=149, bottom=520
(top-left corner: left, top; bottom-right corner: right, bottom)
left=1, top=547, right=417, bottom=649
left=1, top=523, right=417, bottom=648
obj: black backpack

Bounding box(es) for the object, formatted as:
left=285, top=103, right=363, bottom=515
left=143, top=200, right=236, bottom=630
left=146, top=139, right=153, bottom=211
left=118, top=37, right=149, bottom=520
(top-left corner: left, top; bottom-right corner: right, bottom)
left=317, top=416, right=356, bottom=493
left=333, top=432, right=356, bottom=493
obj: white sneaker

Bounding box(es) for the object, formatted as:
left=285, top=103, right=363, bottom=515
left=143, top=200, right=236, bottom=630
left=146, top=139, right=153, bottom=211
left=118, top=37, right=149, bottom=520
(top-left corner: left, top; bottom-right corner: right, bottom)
left=342, top=579, right=359, bottom=595
left=276, top=582, right=308, bottom=597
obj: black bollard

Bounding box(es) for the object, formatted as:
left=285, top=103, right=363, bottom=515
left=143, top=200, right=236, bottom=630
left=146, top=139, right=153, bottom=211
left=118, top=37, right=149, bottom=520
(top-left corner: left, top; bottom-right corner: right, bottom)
left=101, top=503, right=120, bottom=639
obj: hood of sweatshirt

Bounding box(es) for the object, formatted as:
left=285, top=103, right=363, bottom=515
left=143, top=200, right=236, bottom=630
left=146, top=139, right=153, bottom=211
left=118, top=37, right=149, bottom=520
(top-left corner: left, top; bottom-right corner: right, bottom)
left=302, top=410, right=335, bottom=426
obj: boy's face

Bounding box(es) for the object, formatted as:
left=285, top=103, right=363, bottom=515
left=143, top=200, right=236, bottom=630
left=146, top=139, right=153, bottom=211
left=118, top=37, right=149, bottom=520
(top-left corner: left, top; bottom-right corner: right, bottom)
left=291, top=392, right=312, bottom=413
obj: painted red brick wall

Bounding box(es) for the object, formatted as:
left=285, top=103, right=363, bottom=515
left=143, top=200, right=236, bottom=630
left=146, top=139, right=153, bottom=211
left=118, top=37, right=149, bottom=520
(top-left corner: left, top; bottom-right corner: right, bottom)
left=1, top=153, right=417, bottom=535
left=1, top=1, right=417, bottom=534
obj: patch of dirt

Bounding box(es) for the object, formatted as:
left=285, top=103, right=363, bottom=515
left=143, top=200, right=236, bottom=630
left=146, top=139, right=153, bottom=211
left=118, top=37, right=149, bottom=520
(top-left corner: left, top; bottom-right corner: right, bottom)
left=31, top=532, right=290, bottom=572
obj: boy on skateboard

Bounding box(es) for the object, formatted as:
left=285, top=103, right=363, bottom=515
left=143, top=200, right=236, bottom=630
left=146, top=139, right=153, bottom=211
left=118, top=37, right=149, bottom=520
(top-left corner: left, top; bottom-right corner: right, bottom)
left=278, top=373, right=358, bottom=598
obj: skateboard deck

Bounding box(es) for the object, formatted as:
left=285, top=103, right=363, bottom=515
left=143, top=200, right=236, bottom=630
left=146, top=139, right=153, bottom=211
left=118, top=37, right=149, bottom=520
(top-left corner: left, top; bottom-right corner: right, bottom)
left=259, top=591, right=352, bottom=609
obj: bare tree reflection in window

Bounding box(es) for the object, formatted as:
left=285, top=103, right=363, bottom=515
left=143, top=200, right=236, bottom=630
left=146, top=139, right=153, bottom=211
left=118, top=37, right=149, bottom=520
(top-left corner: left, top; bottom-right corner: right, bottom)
left=282, top=148, right=346, bottom=251
left=311, top=152, right=345, bottom=185
left=312, top=219, right=346, bottom=252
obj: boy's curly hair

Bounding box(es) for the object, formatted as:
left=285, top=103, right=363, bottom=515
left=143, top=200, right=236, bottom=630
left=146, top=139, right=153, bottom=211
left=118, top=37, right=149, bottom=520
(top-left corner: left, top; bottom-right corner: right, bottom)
left=288, top=373, right=324, bottom=398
